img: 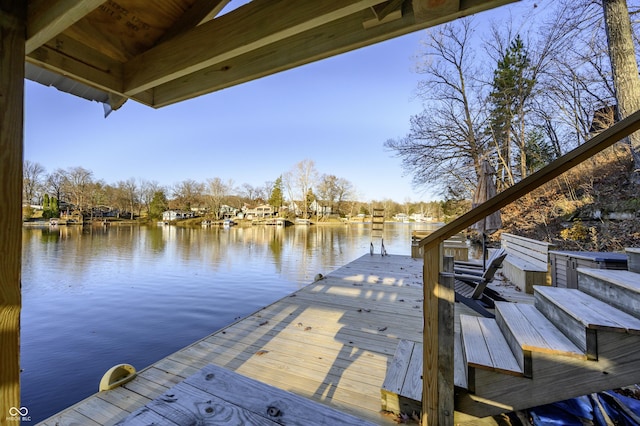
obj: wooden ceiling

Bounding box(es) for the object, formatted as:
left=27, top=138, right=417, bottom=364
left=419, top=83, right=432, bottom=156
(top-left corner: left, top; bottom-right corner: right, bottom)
left=25, top=0, right=515, bottom=110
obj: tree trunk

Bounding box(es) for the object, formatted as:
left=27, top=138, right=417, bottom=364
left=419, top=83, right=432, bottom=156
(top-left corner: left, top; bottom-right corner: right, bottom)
left=602, top=0, right=640, bottom=180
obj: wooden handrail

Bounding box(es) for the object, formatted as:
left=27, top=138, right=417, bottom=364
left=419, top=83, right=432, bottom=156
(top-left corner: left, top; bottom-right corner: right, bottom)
left=419, top=107, right=640, bottom=251
left=420, top=107, right=640, bottom=426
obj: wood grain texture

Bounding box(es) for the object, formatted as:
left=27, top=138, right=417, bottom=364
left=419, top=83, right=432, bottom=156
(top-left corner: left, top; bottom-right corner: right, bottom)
left=627, top=248, right=640, bottom=273
left=577, top=268, right=640, bottom=317
left=119, top=364, right=377, bottom=426
left=422, top=245, right=444, bottom=425
left=0, top=1, right=25, bottom=419
left=26, top=0, right=104, bottom=53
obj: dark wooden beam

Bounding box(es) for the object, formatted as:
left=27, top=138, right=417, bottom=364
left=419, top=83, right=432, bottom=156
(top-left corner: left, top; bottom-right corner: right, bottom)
left=0, top=0, right=26, bottom=419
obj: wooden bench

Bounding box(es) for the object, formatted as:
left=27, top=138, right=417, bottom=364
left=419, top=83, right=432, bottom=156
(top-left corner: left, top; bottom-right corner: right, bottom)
left=500, top=233, right=555, bottom=294
left=411, top=231, right=468, bottom=261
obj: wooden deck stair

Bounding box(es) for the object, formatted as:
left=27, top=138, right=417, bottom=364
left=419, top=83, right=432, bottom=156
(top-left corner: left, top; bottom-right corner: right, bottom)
left=455, top=247, right=640, bottom=418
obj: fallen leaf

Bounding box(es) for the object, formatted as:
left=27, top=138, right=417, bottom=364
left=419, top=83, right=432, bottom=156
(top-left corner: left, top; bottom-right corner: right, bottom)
left=378, top=326, right=387, bottom=332
left=259, top=320, right=269, bottom=326
left=304, top=326, right=312, bottom=331
left=255, top=350, right=269, bottom=356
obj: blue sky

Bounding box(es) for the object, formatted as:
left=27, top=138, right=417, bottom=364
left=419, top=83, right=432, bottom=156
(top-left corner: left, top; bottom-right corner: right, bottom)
left=24, top=1, right=537, bottom=203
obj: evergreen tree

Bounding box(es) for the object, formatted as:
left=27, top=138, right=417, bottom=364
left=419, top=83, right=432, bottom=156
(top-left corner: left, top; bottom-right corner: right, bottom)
left=149, top=190, right=169, bottom=220
left=42, top=193, right=51, bottom=219
left=51, top=196, right=60, bottom=218
left=488, top=35, right=536, bottom=188
left=268, top=176, right=284, bottom=211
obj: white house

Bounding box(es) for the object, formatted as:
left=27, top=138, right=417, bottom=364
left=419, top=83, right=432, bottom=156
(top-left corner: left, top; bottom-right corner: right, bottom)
left=162, top=210, right=195, bottom=221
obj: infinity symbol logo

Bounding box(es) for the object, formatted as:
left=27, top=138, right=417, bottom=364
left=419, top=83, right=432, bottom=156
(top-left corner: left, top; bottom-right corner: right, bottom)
left=8, top=406, right=28, bottom=417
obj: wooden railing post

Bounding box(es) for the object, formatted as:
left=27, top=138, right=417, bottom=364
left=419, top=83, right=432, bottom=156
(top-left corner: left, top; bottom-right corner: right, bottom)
left=0, top=1, right=26, bottom=419
left=422, top=244, right=455, bottom=426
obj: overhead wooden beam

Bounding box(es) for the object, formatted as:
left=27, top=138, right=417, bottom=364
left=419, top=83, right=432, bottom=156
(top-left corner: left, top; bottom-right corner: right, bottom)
left=156, top=0, right=231, bottom=45
left=123, top=0, right=387, bottom=95
left=26, top=0, right=104, bottom=54
left=0, top=0, right=26, bottom=420
left=26, top=34, right=153, bottom=106
left=371, top=0, right=405, bottom=20
left=27, top=34, right=123, bottom=91
left=151, top=0, right=516, bottom=107
left=412, top=0, right=461, bottom=22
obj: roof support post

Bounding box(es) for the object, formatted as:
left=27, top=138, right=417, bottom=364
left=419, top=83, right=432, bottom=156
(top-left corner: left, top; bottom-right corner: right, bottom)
left=0, top=0, right=26, bottom=419
left=422, top=243, right=454, bottom=425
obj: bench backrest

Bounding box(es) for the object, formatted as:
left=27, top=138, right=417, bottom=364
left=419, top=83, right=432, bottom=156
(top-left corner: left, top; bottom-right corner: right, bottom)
left=501, top=233, right=555, bottom=270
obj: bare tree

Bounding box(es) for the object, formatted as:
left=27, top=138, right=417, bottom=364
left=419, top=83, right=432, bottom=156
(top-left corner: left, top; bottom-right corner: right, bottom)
left=172, top=179, right=204, bottom=211
left=23, top=160, right=45, bottom=205
left=45, top=168, right=68, bottom=213
left=206, top=177, right=234, bottom=219
left=292, top=159, right=318, bottom=218
left=140, top=180, right=163, bottom=216
left=282, top=171, right=296, bottom=212
left=385, top=18, right=490, bottom=198
left=117, top=178, right=138, bottom=219
left=65, top=166, right=94, bottom=213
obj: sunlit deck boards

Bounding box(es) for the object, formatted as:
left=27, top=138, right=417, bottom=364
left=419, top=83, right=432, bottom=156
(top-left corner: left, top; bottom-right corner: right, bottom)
left=39, top=254, right=428, bottom=425
left=38, top=253, right=534, bottom=425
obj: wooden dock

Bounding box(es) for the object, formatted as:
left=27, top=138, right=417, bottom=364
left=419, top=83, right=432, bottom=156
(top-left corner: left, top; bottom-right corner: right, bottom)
left=38, top=254, right=527, bottom=425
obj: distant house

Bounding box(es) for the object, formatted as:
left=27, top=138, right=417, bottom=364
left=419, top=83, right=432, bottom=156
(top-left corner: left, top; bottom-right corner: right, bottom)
left=310, top=200, right=332, bottom=216
left=287, top=201, right=302, bottom=216
left=190, top=205, right=208, bottom=215
left=393, top=213, right=409, bottom=222
left=219, top=204, right=239, bottom=219
left=244, top=204, right=274, bottom=219
left=162, top=210, right=194, bottom=221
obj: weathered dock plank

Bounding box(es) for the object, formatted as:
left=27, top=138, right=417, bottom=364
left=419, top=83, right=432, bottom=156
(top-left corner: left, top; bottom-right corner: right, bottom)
left=39, top=254, right=424, bottom=425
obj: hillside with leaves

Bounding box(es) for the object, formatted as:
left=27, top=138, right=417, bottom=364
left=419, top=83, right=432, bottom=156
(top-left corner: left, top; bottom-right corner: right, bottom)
left=498, top=144, right=640, bottom=252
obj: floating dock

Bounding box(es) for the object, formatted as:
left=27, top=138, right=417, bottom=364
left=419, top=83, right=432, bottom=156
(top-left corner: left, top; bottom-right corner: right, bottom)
left=38, top=254, right=524, bottom=425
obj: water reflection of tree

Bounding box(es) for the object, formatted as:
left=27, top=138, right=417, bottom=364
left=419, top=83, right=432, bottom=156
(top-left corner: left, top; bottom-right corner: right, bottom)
left=145, top=226, right=166, bottom=253
left=268, top=227, right=284, bottom=272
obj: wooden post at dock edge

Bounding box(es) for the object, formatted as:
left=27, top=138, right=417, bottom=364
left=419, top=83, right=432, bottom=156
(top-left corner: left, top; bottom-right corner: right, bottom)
left=422, top=245, right=455, bottom=426
left=0, top=1, right=26, bottom=420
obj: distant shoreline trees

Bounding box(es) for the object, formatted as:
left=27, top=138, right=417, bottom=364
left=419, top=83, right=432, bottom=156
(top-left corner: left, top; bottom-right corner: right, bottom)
left=21, top=160, right=459, bottom=222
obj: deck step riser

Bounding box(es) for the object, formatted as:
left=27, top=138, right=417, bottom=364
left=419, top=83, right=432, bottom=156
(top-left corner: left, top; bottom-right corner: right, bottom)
left=578, top=271, right=640, bottom=318
left=494, top=309, right=528, bottom=376
left=533, top=291, right=596, bottom=359
left=627, top=248, right=640, bottom=273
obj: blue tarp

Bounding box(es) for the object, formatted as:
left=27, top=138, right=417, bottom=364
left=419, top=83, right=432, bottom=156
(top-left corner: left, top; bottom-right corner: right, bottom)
left=530, top=390, right=640, bottom=426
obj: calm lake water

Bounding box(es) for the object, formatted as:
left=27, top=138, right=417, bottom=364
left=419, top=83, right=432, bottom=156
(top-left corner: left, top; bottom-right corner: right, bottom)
left=21, top=222, right=440, bottom=423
